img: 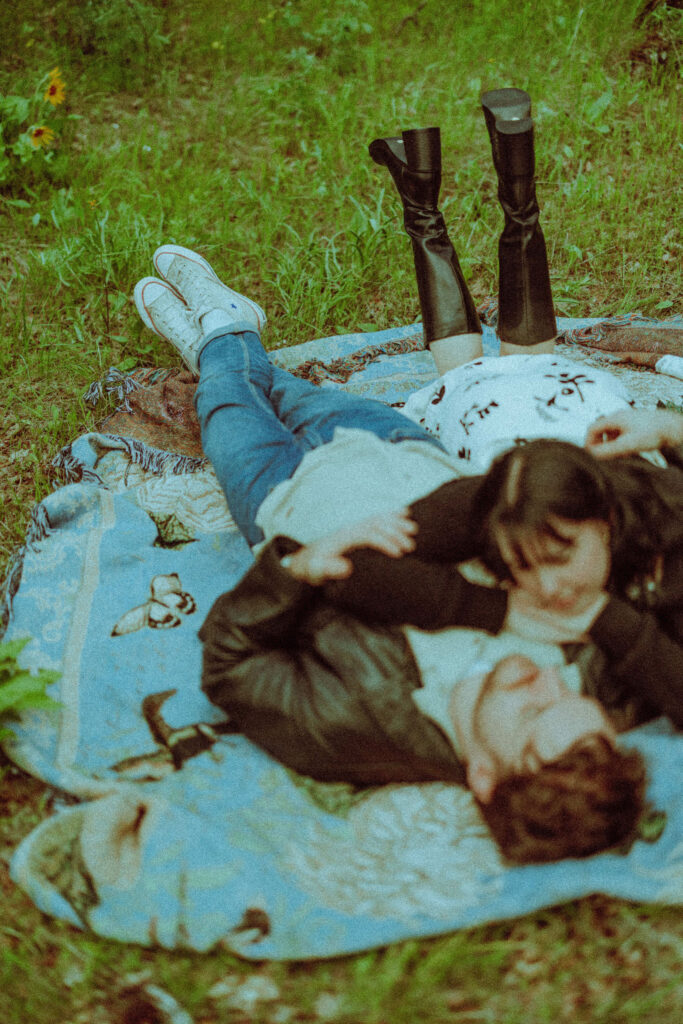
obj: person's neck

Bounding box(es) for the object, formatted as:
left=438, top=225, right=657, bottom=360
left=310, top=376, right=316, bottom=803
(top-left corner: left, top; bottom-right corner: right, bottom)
left=448, top=672, right=486, bottom=762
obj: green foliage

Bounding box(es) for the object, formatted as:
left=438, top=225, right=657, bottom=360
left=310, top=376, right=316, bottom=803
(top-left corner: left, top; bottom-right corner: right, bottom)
left=0, top=637, right=60, bottom=742
left=0, top=68, right=70, bottom=192
left=51, top=0, right=170, bottom=89
left=633, top=0, right=683, bottom=79
left=277, top=0, right=374, bottom=72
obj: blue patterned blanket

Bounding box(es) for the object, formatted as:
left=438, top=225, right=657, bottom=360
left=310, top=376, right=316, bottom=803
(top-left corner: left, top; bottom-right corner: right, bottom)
left=2, top=320, right=682, bottom=960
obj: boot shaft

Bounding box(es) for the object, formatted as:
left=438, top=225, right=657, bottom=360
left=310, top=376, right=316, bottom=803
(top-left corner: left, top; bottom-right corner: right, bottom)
left=403, top=126, right=441, bottom=172
left=482, top=88, right=557, bottom=347
left=369, top=126, right=480, bottom=343
left=482, top=90, right=539, bottom=215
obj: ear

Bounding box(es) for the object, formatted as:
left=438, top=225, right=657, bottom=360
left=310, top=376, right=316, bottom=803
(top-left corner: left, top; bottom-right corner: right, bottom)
left=466, top=753, right=498, bottom=804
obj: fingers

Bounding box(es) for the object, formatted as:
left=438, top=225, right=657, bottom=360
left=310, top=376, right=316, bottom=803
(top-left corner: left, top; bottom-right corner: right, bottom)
left=585, top=413, right=636, bottom=458
left=367, top=522, right=417, bottom=556
left=339, top=509, right=418, bottom=557
left=585, top=414, right=624, bottom=444
left=288, top=509, right=420, bottom=585
left=585, top=409, right=683, bottom=458
left=587, top=435, right=633, bottom=459
left=285, top=549, right=353, bottom=585
left=374, top=508, right=418, bottom=553
left=303, top=554, right=353, bottom=585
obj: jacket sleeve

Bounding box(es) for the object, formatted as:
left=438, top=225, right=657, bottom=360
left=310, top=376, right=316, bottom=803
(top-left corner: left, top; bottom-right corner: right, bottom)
left=324, top=549, right=507, bottom=631
left=408, top=475, right=487, bottom=560
left=588, top=460, right=683, bottom=728
left=198, top=538, right=464, bottom=783
left=589, top=595, right=683, bottom=728
left=662, top=443, right=683, bottom=471
left=199, top=537, right=345, bottom=771
left=323, top=475, right=509, bottom=631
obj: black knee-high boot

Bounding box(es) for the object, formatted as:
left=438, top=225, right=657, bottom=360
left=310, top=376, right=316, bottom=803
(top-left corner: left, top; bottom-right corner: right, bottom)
left=481, top=88, right=557, bottom=349
left=368, top=126, right=481, bottom=346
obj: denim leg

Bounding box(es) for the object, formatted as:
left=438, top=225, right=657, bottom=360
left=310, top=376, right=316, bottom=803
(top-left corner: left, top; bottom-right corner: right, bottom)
left=266, top=365, right=443, bottom=449
left=195, top=329, right=444, bottom=544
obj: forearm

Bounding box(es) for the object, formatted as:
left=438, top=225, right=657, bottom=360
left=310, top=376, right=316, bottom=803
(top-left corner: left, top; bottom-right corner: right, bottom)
left=199, top=537, right=312, bottom=653
left=407, top=475, right=485, bottom=560
left=324, top=548, right=507, bottom=631
left=320, top=475, right=497, bottom=627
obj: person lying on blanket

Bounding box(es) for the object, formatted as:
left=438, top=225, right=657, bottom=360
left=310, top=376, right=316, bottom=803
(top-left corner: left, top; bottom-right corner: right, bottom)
left=368, top=87, right=683, bottom=473
left=132, top=240, right=680, bottom=865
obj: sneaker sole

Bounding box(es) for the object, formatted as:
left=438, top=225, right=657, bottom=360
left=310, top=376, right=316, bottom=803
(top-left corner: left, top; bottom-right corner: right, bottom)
left=153, top=244, right=268, bottom=330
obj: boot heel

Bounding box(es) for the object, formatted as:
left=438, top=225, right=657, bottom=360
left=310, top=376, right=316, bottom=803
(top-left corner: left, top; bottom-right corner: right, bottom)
left=368, top=135, right=406, bottom=169
left=481, top=87, right=531, bottom=126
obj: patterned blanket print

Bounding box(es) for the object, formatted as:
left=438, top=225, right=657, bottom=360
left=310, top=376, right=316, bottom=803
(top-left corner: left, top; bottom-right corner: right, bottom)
left=1, top=318, right=682, bottom=960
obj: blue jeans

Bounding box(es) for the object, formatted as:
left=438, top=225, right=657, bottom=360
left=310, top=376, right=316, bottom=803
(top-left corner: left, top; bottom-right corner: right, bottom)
left=194, top=328, right=445, bottom=545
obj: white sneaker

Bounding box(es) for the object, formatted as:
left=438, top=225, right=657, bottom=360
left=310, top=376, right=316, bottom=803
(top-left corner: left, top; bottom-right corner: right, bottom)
left=133, top=277, right=205, bottom=374
left=153, top=244, right=267, bottom=334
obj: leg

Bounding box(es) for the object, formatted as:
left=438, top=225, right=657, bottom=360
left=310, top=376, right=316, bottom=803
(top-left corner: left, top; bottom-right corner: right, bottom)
left=133, top=273, right=316, bottom=543
left=195, top=330, right=308, bottom=543
left=369, top=127, right=483, bottom=373
left=136, top=250, right=445, bottom=544
left=429, top=333, right=485, bottom=375
left=481, top=88, right=557, bottom=356
left=196, top=328, right=444, bottom=545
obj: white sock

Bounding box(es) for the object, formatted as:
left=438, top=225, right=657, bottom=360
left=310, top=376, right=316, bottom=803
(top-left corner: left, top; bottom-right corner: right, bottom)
left=200, top=308, right=237, bottom=334
left=655, top=355, right=683, bottom=382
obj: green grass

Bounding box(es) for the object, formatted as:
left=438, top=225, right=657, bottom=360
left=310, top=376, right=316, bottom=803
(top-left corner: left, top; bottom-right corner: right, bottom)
left=1, top=0, right=682, bottom=1020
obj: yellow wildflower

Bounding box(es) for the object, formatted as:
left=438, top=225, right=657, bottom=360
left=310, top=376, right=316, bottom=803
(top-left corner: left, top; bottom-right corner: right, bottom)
left=44, top=69, right=66, bottom=106
left=30, top=125, right=55, bottom=148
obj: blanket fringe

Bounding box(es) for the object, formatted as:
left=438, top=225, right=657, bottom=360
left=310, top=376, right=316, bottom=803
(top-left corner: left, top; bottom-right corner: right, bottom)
left=561, top=312, right=683, bottom=347
left=83, top=367, right=184, bottom=414
left=25, top=503, right=52, bottom=547
left=0, top=503, right=52, bottom=637
left=52, top=445, right=108, bottom=485
left=52, top=435, right=207, bottom=488
left=0, top=549, right=24, bottom=638
left=83, top=368, right=147, bottom=412
left=119, top=437, right=207, bottom=477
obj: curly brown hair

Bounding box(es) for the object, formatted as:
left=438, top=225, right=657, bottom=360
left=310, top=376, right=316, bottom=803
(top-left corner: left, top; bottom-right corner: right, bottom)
left=477, top=736, right=647, bottom=864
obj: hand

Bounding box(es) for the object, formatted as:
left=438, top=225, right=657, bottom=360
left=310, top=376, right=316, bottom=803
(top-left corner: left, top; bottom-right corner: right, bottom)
left=284, top=508, right=418, bottom=586
left=585, top=409, right=683, bottom=459
left=505, top=588, right=609, bottom=644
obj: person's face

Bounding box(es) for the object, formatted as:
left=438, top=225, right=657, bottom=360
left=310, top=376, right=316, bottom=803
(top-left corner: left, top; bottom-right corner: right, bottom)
left=466, top=654, right=616, bottom=801
left=495, top=516, right=611, bottom=615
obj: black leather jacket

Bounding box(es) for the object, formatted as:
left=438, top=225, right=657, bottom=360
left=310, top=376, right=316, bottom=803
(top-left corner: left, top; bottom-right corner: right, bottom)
left=199, top=538, right=467, bottom=785
left=200, top=450, right=683, bottom=777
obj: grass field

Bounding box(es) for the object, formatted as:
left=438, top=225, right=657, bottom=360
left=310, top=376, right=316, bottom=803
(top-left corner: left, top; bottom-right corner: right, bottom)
left=1, top=1, right=682, bottom=1021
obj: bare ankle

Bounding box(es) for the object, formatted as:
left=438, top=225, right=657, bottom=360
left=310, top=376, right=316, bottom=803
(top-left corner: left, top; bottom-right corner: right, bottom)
left=499, top=338, right=556, bottom=357
left=429, top=333, right=484, bottom=375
